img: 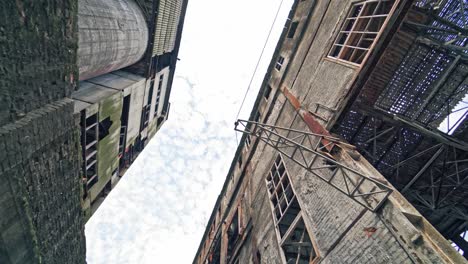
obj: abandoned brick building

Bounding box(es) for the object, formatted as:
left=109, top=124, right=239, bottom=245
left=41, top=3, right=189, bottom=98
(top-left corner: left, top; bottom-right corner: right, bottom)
left=194, top=0, right=468, bottom=263
left=0, top=0, right=187, bottom=262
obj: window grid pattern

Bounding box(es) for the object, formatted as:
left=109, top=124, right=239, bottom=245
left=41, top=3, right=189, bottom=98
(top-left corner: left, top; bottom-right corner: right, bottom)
left=154, top=74, right=164, bottom=117
left=266, top=155, right=317, bottom=264
left=82, top=113, right=99, bottom=189
left=329, top=0, right=395, bottom=65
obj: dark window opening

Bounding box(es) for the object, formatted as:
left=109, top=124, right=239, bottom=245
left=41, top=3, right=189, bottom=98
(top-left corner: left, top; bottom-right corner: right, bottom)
left=147, top=85, right=154, bottom=106
left=141, top=105, right=150, bottom=129
left=98, top=117, right=113, bottom=141
left=238, top=155, right=243, bottom=168
left=282, top=218, right=316, bottom=264
left=227, top=210, right=240, bottom=262
left=254, top=112, right=260, bottom=123
left=156, top=116, right=165, bottom=127
left=207, top=237, right=221, bottom=264
left=245, top=135, right=252, bottom=149
left=119, top=95, right=131, bottom=157
left=275, top=56, right=285, bottom=71
left=264, top=85, right=272, bottom=100
left=154, top=74, right=164, bottom=117
left=451, top=230, right=468, bottom=258
left=254, top=250, right=261, bottom=264
left=287, top=22, right=299, bottom=38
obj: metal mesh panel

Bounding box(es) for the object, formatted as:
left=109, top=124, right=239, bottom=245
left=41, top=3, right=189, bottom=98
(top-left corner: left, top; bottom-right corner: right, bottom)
left=376, top=45, right=453, bottom=119
left=153, top=0, right=182, bottom=56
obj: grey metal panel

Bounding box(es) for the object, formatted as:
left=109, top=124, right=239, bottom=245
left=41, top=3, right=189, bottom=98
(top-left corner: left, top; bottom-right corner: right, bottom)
left=74, top=100, right=91, bottom=114
left=72, top=81, right=119, bottom=104
left=87, top=73, right=139, bottom=91
left=153, top=0, right=182, bottom=56
left=78, top=0, right=149, bottom=80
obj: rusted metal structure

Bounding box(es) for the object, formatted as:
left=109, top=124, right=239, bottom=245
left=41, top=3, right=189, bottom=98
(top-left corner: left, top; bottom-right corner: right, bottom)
left=332, top=0, right=468, bottom=251
left=194, top=0, right=468, bottom=263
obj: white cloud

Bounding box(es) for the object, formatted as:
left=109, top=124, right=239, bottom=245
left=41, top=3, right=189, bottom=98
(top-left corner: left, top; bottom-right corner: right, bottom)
left=85, top=0, right=294, bottom=263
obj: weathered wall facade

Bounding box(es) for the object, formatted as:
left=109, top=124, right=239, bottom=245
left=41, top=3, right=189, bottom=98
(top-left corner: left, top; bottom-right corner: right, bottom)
left=1, top=0, right=189, bottom=261
left=194, top=0, right=467, bottom=263
left=0, top=0, right=86, bottom=263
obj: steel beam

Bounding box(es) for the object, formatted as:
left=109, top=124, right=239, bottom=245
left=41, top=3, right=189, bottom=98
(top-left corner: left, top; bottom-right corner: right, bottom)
left=357, top=103, right=468, bottom=151
left=234, top=119, right=393, bottom=212
left=402, top=145, right=445, bottom=193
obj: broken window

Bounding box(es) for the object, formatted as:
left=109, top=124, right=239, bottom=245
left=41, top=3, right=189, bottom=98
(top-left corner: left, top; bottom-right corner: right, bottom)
left=227, top=210, right=240, bottom=259
left=287, top=21, right=299, bottom=39
left=98, top=117, right=113, bottom=141
left=328, top=0, right=395, bottom=64
left=276, top=56, right=285, bottom=71
left=266, top=154, right=318, bottom=263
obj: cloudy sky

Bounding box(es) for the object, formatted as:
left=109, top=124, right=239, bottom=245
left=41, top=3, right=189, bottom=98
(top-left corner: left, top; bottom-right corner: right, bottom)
left=85, top=0, right=294, bottom=263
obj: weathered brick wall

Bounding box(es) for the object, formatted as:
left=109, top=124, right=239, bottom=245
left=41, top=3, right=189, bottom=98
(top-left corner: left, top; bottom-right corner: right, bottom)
left=0, top=0, right=78, bottom=126
left=0, top=1, right=84, bottom=263
left=0, top=99, right=86, bottom=264
left=194, top=0, right=465, bottom=262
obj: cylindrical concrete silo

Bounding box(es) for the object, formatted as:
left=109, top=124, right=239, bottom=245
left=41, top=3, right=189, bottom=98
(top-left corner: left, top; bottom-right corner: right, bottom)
left=78, top=0, right=149, bottom=81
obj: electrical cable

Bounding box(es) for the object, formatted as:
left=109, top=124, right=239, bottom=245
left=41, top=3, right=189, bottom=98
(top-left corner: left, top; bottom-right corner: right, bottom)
left=234, top=0, right=285, bottom=146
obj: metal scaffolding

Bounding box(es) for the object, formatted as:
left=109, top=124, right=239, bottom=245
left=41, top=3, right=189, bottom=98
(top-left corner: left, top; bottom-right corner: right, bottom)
left=235, top=119, right=393, bottom=212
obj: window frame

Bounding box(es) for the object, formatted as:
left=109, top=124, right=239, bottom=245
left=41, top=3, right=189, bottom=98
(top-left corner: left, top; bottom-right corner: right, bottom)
left=154, top=74, right=164, bottom=117
left=287, top=21, right=300, bottom=39
left=265, top=154, right=320, bottom=264
left=327, top=0, right=397, bottom=66
left=275, top=56, right=285, bottom=71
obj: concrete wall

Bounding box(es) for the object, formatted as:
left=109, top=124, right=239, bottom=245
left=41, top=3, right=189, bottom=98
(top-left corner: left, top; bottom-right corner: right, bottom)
left=73, top=80, right=122, bottom=217
left=0, top=100, right=86, bottom=264
left=0, top=0, right=78, bottom=127
left=78, top=0, right=148, bottom=80
left=0, top=1, right=86, bottom=263
left=194, top=0, right=465, bottom=263
left=84, top=71, right=146, bottom=147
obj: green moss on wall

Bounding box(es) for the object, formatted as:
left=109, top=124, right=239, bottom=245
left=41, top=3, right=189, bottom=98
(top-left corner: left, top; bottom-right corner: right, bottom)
left=89, top=92, right=122, bottom=201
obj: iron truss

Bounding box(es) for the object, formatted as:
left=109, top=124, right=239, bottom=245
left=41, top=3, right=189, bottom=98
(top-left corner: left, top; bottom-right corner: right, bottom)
left=234, top=119, right=393, bottom=212
left=410, top=0, right=468, bottom=57
left=350, top=118, right=468, bottom=211
left=336, top=110, right=468, bottom=236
